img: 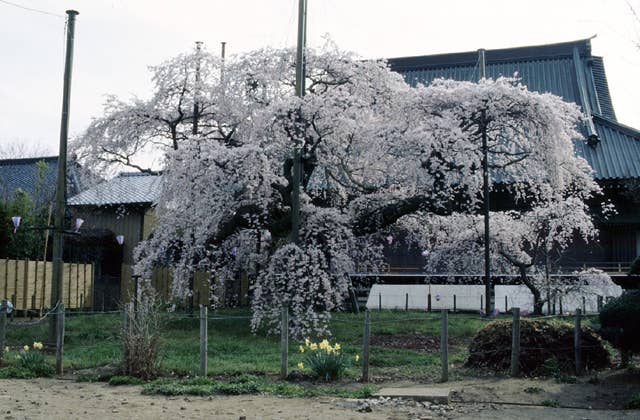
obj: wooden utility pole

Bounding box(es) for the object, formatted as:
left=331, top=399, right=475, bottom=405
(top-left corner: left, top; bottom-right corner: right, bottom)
left=291, top=0, right=307, bottom=243
left=50, top=10, right=78, bottom=342
left=478, top=48, right=493, bottom=316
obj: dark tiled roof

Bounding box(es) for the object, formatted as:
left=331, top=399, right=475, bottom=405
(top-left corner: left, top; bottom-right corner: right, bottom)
left=68, top=172, right=162, bottom=207
left=388, top=39, right=640, bottom=180
left=0, top=156, right=58, bottom=201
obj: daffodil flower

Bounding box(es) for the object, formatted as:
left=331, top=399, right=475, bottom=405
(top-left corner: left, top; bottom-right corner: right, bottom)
left=355, top=354, right=360, bottom=362
left=297, top=362, right=304, bottom=369
left=23, top=345, right=29, bottom=352
left=299, top=345, right=305, bottom=353
left=3, top=346, right=8, bottom=353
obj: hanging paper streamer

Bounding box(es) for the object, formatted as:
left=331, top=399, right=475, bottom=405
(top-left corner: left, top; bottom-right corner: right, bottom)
left=116, top=235, right=124, bottom=245
left=421, top=250, right=429, bottom=257
left=11, top=216, right=21, bottom=233
left=231, top=247, right=237, bottom=257
left=386, top=235, right=393, bottom=245
left=74, top=218, right=84, bottom=232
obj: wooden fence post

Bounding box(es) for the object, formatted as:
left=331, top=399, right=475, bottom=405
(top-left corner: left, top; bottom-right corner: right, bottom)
left=200, top=305, right=208, bottom=377
left=510, top=307, right=521, bottom=377
left=582, top=296, right=586, bottom=314
left=559, top=296, right=563, bottom=316
left=378, top=293, right=381, bottom=311
left=55, top=304, right=65, bottom=375
left=280, top=306, right=288, bottom=379
left=10, top=295, right=15, bottom=322
left=361, top=310, right=370, bottom=382
left=575, top=308, right=582, bottom=376
left=441, top=309, right=448, bottom=382
left=453, top=295, right=457, bottom=313
left=505, top=295, right=508, bottom=312
left=427, top=293, right=432, bottom=312
left=480, top=295, right=483, bottom=312
left=0, top=300, right=6, bottom=365
left=405, top=293, right=409, bottom=311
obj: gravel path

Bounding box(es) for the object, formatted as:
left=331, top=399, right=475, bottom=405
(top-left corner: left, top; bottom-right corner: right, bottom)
left=1, top=378, right=639, bottom=419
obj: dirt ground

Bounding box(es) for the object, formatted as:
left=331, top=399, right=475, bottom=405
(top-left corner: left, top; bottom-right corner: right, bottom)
left=1, top=376, right=640, bottom=420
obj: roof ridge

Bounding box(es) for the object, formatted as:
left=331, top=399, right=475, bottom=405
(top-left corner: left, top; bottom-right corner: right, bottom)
left=388, top=38, right=592, bottom=72
left=0, top=156, right=58, bottom=165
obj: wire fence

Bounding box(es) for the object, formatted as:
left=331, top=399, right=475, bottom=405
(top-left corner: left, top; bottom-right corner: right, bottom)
left=0, top=301, right=603, bottom=382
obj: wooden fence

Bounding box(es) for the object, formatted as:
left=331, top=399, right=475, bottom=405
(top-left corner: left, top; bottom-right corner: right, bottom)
left=0, top=259, right=93, bottom=310
left=121, top=264, right=249, bottom=306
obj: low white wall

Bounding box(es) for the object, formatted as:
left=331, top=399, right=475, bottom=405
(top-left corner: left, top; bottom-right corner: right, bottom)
left=365, top=284, right=622, bottom=314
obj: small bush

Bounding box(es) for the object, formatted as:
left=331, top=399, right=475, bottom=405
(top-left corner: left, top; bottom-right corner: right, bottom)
left=524, top=386, right=544, bottom=394
left=629, top=257, right=640, bottom=275
left=600, top=291, right=640, bottom=358
left=626, top=393, right=640, bottom=409
left=122, top=294, right=162, bottom=380
left=541, top=399, right=560, bottom=407
left=109, top=375, right=145, bottom=386
left=465, top=319, right=610, bottom=374
left=298, top=339, right=348, bottom=381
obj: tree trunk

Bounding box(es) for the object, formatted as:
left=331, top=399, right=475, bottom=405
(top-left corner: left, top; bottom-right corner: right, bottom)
left=519, top=265, right=543, bottom=315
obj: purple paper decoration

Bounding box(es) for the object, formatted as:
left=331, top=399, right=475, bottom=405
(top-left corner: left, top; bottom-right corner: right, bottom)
left=74, top=218, right=84, bottom=232
left=116, top=235, right=124, bottom=245
left=386, top=235, right=393, bottom=245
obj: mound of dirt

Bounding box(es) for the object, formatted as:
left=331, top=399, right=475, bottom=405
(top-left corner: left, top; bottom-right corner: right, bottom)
left=465, top=319, right=610, bottom=374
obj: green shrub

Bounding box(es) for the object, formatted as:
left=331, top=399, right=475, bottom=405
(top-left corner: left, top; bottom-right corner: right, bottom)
left=109, top=375, right=144, bottom=386
left=541, top=399, right=560, bottom=407
left=626, top=393, right=640, bottom=409
left=14, top=343, right=54, bottom=377
left=299, top=339, right=348, bottom=381
left=629, top=257, right=640, bottom=275
left=599, top=290, right=640, bottom=355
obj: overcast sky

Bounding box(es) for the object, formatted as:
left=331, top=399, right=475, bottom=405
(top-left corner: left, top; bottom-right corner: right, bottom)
left=1, top=0, right=639, bottom=156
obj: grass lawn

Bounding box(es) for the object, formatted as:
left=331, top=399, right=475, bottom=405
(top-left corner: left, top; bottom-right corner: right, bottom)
left=1, top=309, right=602, bottom=395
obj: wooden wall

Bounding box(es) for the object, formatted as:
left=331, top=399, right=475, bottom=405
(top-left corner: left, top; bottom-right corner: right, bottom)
left=0, top=259, right=93, bottom=310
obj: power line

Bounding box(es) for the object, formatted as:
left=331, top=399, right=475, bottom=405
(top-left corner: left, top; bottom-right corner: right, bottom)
left=0, top=0, right=64, bottom=18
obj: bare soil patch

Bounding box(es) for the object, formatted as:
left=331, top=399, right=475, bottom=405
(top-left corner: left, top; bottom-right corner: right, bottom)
left=369, top=334, right=464, bottom=352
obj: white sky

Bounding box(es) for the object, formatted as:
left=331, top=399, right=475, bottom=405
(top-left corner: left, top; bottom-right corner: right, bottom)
left=1, top=0, right=640, bottom=155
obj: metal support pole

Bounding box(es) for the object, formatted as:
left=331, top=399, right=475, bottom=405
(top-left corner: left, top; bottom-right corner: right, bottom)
left=290, top=0, right=307, bottom=243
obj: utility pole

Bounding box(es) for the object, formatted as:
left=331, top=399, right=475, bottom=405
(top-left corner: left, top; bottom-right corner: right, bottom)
left=291, top=0, right=307, bottom=243
left=192, top=41, right=203, bottom=135
left=50, top=10, right=79, bottom=342
left=478, top=48, right=493, bottom=316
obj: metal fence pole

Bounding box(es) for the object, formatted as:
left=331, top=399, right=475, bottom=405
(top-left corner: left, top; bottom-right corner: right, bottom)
left=405, top=293, right=409, bottom=311
left=510, top=307, right=521, bottom=377
left=453, top=295, right=457, bottom=313
left=280, top=306, right=289, bottom=379
left=200, top=305, right=208, bottom=377
left=441, top=309, right=448, bottom=382
left=575, top=308, right=582, bottom=376
left=361, top=310, right=370, bottom=382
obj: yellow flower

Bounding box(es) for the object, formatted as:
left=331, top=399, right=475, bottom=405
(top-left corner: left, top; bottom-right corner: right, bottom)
left=319, top=339, right=330, bottom=350
left=326, top=346, right=333, bottom=354
left=355, top=354, right=360, bottom=362
left=304, top=338, right=310, bottom=346
left=299, top=345, right=305, bottom=353
left=333, top=343, right=341, bottom=352
left=33, top=342, right=43, bottom=350
left=297, top=362, right=304, bottom=370
left=23, top=345, right=29, bottom=352
left=3, top=346, right=8, bottom=353
left=309, top=343, right=318, bottom=351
